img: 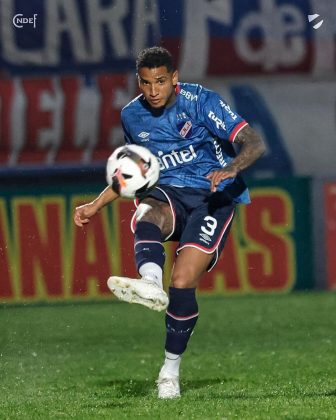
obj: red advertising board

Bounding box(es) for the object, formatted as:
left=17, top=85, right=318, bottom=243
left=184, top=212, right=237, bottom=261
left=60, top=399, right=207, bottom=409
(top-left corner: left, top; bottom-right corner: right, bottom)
left=0, top=177, right=313, bottom=303
left=325, top=182, right=336, bottom=289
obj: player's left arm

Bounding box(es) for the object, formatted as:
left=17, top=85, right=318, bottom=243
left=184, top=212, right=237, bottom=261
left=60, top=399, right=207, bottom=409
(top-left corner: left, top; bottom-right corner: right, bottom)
left=207, top=124, right=266, bottom=192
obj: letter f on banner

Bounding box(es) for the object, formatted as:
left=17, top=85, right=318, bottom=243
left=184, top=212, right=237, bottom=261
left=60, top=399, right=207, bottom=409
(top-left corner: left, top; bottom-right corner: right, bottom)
left=179, top=0, right=232, bottom=79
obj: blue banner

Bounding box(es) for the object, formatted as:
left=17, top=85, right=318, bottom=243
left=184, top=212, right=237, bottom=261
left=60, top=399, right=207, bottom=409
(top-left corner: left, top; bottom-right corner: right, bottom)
left=0, top=0, right=325, bottom=77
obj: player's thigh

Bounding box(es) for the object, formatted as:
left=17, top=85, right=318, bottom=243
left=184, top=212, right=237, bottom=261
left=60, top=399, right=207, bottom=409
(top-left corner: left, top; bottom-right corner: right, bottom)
left=172, top=203, right=235, bottom=288
left=171, top=247, right=214, bottom=288
left=137, top=197, right=174, bottom=238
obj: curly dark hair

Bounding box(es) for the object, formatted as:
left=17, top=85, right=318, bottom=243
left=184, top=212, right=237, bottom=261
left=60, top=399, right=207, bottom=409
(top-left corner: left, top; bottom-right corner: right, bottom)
left=136, top=46, right=175, bottom=73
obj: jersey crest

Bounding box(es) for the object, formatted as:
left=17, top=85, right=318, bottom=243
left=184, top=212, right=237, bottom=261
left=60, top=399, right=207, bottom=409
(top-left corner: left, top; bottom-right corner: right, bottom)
left=178, top=120, right=193, bottom=138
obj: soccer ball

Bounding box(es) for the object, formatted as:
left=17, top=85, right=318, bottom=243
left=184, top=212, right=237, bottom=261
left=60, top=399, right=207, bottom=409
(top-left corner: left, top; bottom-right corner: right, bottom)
left=106, top=144, right=160, bottom=199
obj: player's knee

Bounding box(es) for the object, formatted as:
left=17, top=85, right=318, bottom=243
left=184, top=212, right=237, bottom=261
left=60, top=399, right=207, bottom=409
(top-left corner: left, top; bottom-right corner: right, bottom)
left=135, top=202, right=159, bottom=226
left=135, top=203, right=153, bottom=222
left=171, top=267, right=197, bottom=288
left=136, top=199, right=169, bottom=231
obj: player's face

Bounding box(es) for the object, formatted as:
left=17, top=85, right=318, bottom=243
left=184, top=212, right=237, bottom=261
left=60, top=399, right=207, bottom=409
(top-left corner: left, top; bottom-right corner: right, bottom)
left=137, top=66, right=178, bottom=109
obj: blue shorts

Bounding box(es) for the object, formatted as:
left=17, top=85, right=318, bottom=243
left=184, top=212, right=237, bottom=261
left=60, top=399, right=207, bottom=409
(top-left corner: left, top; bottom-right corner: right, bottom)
left=133, top=185, right=236, bottom=271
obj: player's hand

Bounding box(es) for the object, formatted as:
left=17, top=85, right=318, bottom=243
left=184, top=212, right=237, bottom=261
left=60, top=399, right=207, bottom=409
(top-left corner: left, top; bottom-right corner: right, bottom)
left=73, top=203, right=98, bottom=227
left=207, top=167, right=238, bottom=192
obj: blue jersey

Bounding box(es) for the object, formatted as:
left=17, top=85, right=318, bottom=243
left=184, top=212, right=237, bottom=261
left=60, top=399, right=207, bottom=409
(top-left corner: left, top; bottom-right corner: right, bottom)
left=121, top=82, right=250, bottom=204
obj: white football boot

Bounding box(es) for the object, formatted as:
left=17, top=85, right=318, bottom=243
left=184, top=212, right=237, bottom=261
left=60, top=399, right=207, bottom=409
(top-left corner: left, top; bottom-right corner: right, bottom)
left=107, top=276, right=168, bottom=312
left=157, top=371, right=181, bottom=399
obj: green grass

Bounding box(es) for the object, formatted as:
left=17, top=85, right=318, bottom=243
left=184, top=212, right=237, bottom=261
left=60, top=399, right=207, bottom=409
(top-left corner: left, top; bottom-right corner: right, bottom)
left=1, top=293, right=336, bottom=419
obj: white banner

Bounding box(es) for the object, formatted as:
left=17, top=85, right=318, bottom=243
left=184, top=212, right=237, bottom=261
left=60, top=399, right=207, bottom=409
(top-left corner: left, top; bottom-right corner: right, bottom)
left=0, top=75, right=335, bottom=177
left=206, top=78, right=336, bottom=177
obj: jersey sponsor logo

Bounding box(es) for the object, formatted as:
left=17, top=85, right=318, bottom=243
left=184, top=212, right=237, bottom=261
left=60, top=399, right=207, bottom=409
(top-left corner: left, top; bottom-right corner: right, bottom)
left=208, top=111, right=226, bottom=131
left=219, top=100, right=238, bottom=120
left=213, top=139, right=227, bottom=167
left=180, top=89, right=198, bottom=101
left=138, top=131, right=149, bottom=141
left=157, top=145, right=197, bottom=170
left=178, top=121, right=192, bottom=138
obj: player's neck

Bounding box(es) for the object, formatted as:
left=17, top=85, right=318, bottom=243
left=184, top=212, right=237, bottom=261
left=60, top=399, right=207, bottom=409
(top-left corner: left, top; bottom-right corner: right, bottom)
left=165, top=91, right=177, bottom=108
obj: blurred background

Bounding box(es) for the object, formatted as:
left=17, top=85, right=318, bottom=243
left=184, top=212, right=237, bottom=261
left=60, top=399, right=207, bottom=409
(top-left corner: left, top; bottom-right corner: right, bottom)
left=1, top=0, right=335, bottom=303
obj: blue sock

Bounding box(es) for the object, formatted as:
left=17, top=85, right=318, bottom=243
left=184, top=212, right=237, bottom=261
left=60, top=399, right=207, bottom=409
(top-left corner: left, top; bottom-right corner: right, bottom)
left=165, top=287, right=199, bottom=355
left=134, top=221, right=165, bottom=273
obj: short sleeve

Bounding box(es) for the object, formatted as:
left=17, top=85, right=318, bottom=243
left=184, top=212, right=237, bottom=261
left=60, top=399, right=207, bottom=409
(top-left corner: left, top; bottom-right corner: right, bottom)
left=200, top=90, right=248, bottom=142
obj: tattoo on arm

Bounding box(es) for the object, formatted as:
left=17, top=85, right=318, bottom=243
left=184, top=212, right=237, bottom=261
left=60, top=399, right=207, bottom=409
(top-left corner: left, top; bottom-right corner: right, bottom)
left=228, top=125, right=266, bottom=173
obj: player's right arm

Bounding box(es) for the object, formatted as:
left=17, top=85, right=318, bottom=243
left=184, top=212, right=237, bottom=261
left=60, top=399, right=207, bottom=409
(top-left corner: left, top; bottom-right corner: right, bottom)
left=73, top=111, right=133, bottom=227
left=73, top=186, right=119, bottom=227
left=74, top=113, right=131, bottom=228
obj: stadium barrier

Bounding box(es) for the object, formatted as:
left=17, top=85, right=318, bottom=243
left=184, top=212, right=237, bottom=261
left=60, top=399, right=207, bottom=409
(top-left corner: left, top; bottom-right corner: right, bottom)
left=0, top=170, right=314, bottom=303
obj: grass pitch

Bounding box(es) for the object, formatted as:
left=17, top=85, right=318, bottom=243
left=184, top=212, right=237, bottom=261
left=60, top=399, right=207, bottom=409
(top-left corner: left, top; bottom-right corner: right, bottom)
left=1, top=292, right=336, bottom=419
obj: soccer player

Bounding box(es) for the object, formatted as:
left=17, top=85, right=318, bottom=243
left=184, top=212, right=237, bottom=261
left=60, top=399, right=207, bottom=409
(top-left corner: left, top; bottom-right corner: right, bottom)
left=73, top=47, right=266, bottom=399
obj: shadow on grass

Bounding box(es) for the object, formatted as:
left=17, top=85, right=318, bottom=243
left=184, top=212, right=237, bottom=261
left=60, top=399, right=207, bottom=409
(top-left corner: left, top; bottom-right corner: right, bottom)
left=97, top=379, right=154, bottom=397
left=325, top=389, right=336, bottom=397
left=85, top=400, right=129, bottom=409
left=97, top=377, right=228, bottom=398
left=96, top=378, right=336, bottom=401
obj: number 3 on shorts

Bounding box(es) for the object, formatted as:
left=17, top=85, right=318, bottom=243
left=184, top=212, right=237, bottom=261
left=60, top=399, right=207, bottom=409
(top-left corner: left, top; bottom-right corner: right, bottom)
left=201, top=216, right=217, bottom=236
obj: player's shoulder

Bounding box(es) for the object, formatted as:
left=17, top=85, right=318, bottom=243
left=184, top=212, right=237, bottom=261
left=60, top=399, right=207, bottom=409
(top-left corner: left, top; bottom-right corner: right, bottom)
left=178, top=82, right=203, bottom=99
left=177, top=82, right=219, bottom=105
left=121, top=94, right=142, bottom=112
